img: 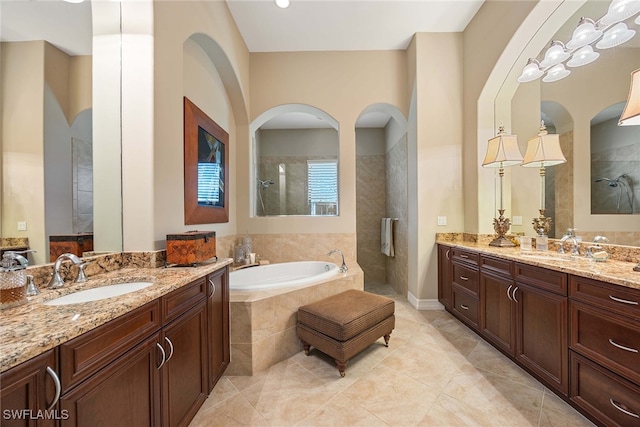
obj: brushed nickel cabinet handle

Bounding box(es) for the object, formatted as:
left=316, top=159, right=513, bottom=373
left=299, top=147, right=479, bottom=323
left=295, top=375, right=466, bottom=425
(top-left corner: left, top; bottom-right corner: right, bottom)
left=460, top=304, right=469, bottom=310
left=460, top=254, right=469, bottom=259
left=459, top=276, right=469, bottom=281
left=446, top=249, right=450, bottom=260
left=609, top=338, right=639, bottom=353
left=156, top=343, right=166, bottom=370
left=610, top=398, right=639, bottom=419
left=45, top=366, right=61, bottom=411
left=512, top=287, right=519, bottom=304
left=506, top=284, right=513, bottom=301
left=609, top=295, right=638, bottom=305
left=165, top=337, right=175, bottom=362
left=209, top=278, right=216, bottom=297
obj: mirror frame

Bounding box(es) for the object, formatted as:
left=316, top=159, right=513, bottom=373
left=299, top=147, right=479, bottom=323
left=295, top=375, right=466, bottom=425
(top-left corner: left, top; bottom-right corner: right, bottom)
left=183, top=96, right=229, bottom=224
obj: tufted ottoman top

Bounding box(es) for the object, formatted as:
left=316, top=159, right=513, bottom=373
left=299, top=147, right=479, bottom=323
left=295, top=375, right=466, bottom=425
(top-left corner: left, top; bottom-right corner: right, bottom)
left=297, top=289, right=395, bottom=341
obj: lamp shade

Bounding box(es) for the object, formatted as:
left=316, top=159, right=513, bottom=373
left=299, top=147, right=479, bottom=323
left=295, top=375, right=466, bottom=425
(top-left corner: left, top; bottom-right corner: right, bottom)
left=566, top=18, right=602, bottom=50
left=619, top=68, right=640, bottom=126
left=596, top=23, right=636, bottom=49
left=482, top=127, right=523, bottom=168
left=540, top=41, right=570, bottom=68
left=518, top=59, right=544, bottom=83
left=521, top=122, right=567, bottom=168
left=600, top=0, right=640, bottom=26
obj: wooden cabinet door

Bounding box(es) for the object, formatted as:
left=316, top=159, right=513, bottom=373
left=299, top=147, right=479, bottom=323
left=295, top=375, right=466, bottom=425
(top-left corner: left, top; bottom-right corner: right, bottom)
left=515, top=282, right=568, bottom=396
left=437, top=245, right=452, bottom=310
left=207, top=267, right=230, bottom=393
left=1, top=350, right=59, bottom=427
left=161, top=300, right=208, bottom=427
left=59, top=333, right=162, bottom=427
left=480, top=272, right=516, bottom=357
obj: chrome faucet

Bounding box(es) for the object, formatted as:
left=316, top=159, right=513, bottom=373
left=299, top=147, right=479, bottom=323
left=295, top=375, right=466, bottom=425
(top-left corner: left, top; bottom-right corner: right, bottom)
left=327, top=249, right=348, bottom=273
left=558, top=235, right=580, bottom=256
left=48, top=253, right=84, bottom=289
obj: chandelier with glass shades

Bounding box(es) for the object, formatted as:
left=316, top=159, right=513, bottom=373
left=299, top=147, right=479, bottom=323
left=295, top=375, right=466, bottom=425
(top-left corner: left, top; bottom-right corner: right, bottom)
left=518, top=0, right=640, bottom=83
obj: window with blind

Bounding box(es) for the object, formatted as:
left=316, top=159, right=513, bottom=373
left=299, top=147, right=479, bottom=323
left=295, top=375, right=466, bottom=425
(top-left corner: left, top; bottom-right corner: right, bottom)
left=197, top=162, right=221, bottom=205
left=307, top=160, right=338, bottom=215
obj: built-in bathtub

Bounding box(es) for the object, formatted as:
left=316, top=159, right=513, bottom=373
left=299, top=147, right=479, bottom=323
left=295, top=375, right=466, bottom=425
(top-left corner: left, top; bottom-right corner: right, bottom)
left=227, top=261, right=364, bottom=376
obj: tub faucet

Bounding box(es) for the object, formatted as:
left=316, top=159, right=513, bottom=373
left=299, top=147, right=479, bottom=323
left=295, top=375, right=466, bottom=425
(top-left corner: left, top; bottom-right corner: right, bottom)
left=558, top=235, right=580, bottom=256
left=328, top=249, right=348, bottom=273
left=48, top=253, right=84, bottom=289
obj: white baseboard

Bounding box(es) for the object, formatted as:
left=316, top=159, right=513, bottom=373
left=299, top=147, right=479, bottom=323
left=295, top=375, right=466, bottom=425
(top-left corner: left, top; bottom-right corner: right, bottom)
left=407, top=292, right=445, bottom=310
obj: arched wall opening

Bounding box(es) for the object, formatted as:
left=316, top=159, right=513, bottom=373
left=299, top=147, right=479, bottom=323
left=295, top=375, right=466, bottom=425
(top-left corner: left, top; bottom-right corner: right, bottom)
left=355, top=103, right=408, bottom=296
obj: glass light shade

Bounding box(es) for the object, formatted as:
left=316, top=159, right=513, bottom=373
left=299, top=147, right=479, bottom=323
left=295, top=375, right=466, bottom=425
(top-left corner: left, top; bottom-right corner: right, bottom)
left=521, top=124, right=567, bottom=168
left=275, top=0, right=290, bottom=8
left=596, top=23, right=636, bottom=49
left=567, top=45, right=600, bottom=67
left=619, top=69, right=640, bottom=126
left=482, top=130, right=523, bottom=168
left=518, top=59, right=544, bottom=83
left=566, top=18, right=602, bottom=49
left=540, top=41, right=570, bottom=68
left=600, top=0, right=640, bottom=26
left=543, top=64, right=571, bottom=82
left=636, top=14, right=640, bottom=25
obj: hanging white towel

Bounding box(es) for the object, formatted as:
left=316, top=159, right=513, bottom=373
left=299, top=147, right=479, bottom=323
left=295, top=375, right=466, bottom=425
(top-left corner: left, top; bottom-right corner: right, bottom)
left=381, top=218, right=395, bottom=257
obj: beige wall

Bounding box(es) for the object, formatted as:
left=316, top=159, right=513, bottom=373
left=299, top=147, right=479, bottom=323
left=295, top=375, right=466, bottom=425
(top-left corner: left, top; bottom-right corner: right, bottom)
left=1, top=42, right=46, bottom=264
left=148, top=0, right=250, bottom=249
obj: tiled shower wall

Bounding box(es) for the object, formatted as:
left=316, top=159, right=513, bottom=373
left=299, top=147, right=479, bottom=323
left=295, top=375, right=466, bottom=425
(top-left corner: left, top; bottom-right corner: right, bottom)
left=355, top=153, right=387, bottom=283
left=72, top=138, right=93, bottom=233
left=385, top=135, right=408, bottom=297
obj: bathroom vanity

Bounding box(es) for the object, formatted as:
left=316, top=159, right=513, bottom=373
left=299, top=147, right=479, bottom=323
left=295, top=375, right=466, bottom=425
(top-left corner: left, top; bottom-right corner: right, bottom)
left=438, top=242, right=640, bottom=427
left=0, top=260, right=231, bottom=427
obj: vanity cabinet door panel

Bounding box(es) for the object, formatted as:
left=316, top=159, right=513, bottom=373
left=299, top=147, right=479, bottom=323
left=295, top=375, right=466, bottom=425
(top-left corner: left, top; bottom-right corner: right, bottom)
left=0, top=350, right=59, bottom=427
left=207, top=267, right=230, bottom=393
left=437, top=245, right=453, bottom=310
left=59, top=333, right=161, bottom=427
left=161, top=300, right=208, bottom=427
left=515, top=282, right=568, bottom=396
left=480, top=272, right=516, bottom=357
left=570, top=352, right=640, bottom=427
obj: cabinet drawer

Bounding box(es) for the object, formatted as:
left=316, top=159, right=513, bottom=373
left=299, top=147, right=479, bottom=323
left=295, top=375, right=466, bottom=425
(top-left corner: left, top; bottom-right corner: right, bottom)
left=515, top=262, right=567, bottom=296
left=452, top=263, right=479, bottom=295
left=570, top=352, right=640, bottom=427
left=60, top=300, right=161, bottom=391
left=161, top=277, right=207, bottom=324
left=480, top=255, right=513, bottom=278
left=570, top=276, right=640, bottom=320
left=451, top=248, right=479, bottom=266
left=452, top=286, right=478, bottom=328
left=570, top=301, right=640, bottom=385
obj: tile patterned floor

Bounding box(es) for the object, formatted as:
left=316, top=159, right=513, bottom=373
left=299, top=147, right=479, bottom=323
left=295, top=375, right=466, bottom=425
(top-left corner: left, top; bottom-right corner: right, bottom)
left=190, top=283, right=595, bottom=427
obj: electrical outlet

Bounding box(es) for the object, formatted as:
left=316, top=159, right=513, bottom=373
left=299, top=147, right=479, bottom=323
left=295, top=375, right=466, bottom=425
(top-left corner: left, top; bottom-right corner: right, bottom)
left=437, top=216, right=447, bottom=226
left=17, top=221, right=27, bottom=231
left=512, top=216, right=523, bottom=226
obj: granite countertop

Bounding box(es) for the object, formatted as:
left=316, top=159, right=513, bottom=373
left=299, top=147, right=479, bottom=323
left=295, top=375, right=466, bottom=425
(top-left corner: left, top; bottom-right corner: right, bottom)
left=0, top=258, right=233, bottom=373
left=437, top=240, right=640, bottom=291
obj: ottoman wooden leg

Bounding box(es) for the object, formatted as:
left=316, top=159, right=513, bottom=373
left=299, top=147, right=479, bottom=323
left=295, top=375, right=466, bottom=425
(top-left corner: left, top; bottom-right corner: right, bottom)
left=383, top=333, right=391, bottom=347
left=335, top=360, right=347, bottom=377
left=302, top=341, right=311, bottom=355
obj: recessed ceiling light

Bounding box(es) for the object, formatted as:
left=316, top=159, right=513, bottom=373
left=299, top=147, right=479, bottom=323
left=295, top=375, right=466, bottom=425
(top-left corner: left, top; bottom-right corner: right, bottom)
left=275, top=0, right=290, bottom=9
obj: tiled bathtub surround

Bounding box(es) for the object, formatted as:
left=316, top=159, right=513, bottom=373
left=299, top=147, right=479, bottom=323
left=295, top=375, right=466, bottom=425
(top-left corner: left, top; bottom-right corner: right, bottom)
left=227, top=265, right=364, bottom=376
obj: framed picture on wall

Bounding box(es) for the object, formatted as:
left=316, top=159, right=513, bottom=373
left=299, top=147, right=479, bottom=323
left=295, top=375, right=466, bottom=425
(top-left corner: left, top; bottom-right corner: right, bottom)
left=183, top=96, right=229, bottom=224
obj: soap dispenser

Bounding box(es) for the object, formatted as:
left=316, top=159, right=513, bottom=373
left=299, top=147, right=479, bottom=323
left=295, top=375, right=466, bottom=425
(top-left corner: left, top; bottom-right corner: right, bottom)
left=0, top=251, right=29, bottom=309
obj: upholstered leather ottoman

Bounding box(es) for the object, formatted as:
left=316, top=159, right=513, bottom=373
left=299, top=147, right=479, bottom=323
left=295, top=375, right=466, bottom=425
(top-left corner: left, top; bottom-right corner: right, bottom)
left=297, top=289, right=395, bottom=377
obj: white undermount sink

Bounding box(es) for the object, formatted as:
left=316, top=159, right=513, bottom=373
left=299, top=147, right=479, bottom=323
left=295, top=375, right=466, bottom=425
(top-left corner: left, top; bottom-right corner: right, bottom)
left=43, top=282, right=153, bottom=306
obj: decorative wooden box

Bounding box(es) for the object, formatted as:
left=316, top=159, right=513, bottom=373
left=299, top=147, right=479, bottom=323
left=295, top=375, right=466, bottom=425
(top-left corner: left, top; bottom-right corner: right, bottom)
left=49, top=233, right=94, bottom=262
left=166, top=231, right=216, bottom=266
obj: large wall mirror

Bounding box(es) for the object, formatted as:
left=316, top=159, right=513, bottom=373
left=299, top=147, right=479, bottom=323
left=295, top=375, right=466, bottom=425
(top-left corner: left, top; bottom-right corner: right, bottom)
left=1, top=1, right=122, bottom=264
left=252, top=106, right=339, bottom=217
left=510, top=0, right=640, bottom=245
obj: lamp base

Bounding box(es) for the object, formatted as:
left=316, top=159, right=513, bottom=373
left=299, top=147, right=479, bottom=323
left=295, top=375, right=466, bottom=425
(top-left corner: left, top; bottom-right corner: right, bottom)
left=490, top=209, right=515, bottom=248
left=532, top=209, right=552, bottom=236
left=489, top=235, right=516, bottom=247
